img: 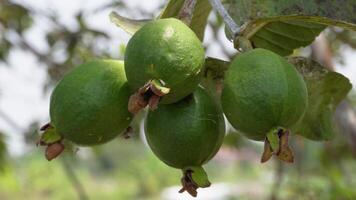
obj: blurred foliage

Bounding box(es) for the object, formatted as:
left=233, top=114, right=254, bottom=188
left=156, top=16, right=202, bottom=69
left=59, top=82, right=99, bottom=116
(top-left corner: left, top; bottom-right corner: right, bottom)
left=0, top=133, right=7, bottom=170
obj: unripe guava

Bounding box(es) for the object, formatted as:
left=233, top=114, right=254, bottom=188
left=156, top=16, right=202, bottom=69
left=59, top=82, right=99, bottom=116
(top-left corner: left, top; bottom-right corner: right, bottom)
left=124, top=18, right=205, bottom=104
left=49, top=60, right=132, bottom=145
left=222, top=48, right=308, bottom=141
left=145, top=86, right=225, bottom=168
left=145, top=86, right=225, bottom=196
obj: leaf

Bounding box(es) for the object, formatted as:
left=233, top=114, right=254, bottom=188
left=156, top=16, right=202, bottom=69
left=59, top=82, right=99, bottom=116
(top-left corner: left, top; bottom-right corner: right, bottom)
left=223, top=0, right=356, bottom=55
left=225, top=0, right=356, bottom=30
left=241, top=20, right=325, bottom=56
left=159, top=0, right=185, bottom=18
left=109, top=11, right=151, bottom=35
left=110, top=0, right=211, bottom=40
left=0, top=3, right=33, bottom=33
left=289, top=57, right=352, bottom=141
left=159, top=0, right=212, bottom=41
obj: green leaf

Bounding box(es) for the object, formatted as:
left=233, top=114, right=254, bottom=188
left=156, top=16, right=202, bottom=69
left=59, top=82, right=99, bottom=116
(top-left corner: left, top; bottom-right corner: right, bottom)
left=109, top=11, right=151, bottom=35
left=160, top=0, right=212, bottom=41
left=289, top=57, right=352, bottom=141
left=224, top=0, right=356, bottom=55
left=239, top=20, right=325, bottom=56
left=225, top=0, right=356, bottom=30
left=159, top=0, right=185, bottom=18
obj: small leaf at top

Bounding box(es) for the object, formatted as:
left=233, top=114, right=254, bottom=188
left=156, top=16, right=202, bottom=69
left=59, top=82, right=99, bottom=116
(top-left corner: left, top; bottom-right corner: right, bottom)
left=109, top=11, right=151, bottom=35
left=290, top=57, right=352, bottom=141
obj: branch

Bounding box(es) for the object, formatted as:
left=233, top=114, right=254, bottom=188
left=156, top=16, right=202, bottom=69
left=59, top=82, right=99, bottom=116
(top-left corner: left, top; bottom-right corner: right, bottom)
left=61, top=158, right=89, bottom=200
left=178, top=0, right=197, bottom=25
left=8, top=31, right=57, bottom=68
left=208, top=0, right=240, bottom=36
left=269, top=160, right=284, bottom=200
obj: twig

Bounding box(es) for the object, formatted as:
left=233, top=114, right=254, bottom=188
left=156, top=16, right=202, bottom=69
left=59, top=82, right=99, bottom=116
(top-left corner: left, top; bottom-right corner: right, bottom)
left=178, top=0, right=197, bottom=25
left=208, top=0, right=240, bottom=36
left=270, top=160, right=284, bottom=200
left=61, top=158, right=89, bottom=200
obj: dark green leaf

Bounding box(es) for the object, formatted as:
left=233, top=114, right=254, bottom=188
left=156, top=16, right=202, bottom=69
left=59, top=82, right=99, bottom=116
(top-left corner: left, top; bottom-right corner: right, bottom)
left=289, top=57, right=352, bottom=141
left=224, top=0, right=356, bottom=55
left=225, top=0, right=356, bottom=30
left=246, top=20, right=325, bottom=56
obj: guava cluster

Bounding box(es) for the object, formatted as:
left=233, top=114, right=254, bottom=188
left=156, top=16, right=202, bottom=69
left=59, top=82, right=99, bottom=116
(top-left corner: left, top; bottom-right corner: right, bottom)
left=40, top=18, right=308, bottom=197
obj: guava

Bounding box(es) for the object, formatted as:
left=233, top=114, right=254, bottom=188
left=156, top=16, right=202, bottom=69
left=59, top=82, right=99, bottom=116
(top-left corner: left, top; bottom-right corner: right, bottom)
left=145, top=86, right=225, bottom=196
left=221, top=48, right=308, bottom=162
left=40, top=59, right=133, bottom=151
left=124, top=18, right=205, bottom=112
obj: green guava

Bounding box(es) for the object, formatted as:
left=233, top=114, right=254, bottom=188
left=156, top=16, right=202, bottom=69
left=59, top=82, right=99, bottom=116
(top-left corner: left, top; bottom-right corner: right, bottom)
left=145, top=86, right=225, bottom=196
left=222, top=48, right=308, bottom=141
left=47, top=59, right=132, bottom=146
left=124, top=18, right=205, bottom=105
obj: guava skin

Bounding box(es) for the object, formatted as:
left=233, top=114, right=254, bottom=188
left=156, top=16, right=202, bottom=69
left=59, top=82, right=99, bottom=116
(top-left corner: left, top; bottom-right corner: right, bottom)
left=222, top=48, right=308, bottom=141
left=50, top=60, right=132, bottom=146
left=124, top=18, right=205, bottom=104
left=145, top=86, right=225, bottom=169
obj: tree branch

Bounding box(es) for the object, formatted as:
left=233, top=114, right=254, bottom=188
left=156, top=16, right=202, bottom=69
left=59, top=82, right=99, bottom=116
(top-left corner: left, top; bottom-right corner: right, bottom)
left=208, top=0, right=240, bottom=36
left=178, top=0, right=197, bottom=25
left=61, top=157, right=89, bottom=200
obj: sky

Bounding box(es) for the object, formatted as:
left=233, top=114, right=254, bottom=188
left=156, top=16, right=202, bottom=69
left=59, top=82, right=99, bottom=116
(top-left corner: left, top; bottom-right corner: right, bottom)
left=0, top=0, right=355, bottom=156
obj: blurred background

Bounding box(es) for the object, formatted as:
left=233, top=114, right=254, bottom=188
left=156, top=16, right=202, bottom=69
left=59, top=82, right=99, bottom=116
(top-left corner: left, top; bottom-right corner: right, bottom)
left=0, top=0, right=356, bottom=199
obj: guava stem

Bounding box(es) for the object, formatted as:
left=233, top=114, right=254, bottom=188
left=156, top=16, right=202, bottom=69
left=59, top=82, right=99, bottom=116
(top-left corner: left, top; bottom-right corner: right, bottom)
left=179, top=166, right=211, bottom=197
left=177, top=0, right=197, bottom=25
left=208, top=0, right=240, bottom=36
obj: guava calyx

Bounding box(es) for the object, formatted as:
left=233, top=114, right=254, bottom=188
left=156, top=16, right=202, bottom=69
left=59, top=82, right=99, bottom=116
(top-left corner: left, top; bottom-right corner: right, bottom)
left=37, top=123, right=65, bottom=161
left=128, top=79, right=170, bottom=114
left=179, top=166, right=211, bottom=197
left=45, top=142, right=65, bottom=161
left=261, top=128, right=294, bottom=163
